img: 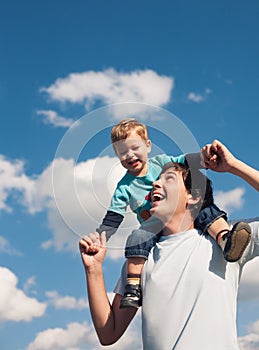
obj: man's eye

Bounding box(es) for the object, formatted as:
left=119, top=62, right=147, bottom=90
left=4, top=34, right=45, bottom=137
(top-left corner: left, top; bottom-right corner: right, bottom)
left=166, top=175, right=175, bottom=181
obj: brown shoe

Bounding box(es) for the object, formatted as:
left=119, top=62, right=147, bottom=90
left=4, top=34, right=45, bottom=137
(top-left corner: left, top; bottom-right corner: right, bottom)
left=223, top=222, right=251, bottom=262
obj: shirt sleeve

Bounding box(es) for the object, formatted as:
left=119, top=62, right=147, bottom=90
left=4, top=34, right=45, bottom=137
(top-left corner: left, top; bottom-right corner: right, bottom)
left=239, top=221, right=259, bottom=266
left=97, top=210, right=124, bottom=240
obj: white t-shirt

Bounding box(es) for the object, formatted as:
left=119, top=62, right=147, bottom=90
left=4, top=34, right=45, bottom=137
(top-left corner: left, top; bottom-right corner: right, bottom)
left=115, top=222, right=259, bottom=350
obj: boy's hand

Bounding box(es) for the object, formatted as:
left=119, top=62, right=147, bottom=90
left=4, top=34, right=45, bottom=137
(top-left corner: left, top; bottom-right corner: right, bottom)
left=201, top=140, right=236, bottom=173
left=79, top=231, right=107, bottom=269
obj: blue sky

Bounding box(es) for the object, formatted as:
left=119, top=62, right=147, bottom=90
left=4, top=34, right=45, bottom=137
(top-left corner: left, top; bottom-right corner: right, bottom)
left=1, top=1, right=259, bottom=349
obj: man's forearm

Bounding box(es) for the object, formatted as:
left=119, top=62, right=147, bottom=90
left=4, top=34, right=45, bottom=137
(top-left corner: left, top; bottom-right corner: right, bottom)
left=229, top=159, right=259, bottom=191
left=85, top=264, right=136, bottom=345
left=85, top=265, right=115, bottom=344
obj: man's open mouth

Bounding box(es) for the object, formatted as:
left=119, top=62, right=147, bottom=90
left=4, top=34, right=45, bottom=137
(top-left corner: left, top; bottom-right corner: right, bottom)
left=152, top=193, right=165, bottom=202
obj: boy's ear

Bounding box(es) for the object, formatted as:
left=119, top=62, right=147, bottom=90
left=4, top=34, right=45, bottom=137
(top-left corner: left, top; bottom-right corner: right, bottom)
left=146, top=139, right=152, bottom=153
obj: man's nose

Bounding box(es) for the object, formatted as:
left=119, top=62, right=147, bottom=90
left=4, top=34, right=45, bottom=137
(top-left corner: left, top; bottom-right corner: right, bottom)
left=153, top=179, right=162, bottom=188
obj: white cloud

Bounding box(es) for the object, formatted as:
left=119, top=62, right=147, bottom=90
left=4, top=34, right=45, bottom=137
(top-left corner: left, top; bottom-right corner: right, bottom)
left=238, top=320, right=259, bottom=350
left=0, top=155, right=34, bottom=213
left=214, top=187, right=245, bottom=214
left=0, top=153, right=137, bottom=258
left=27, top=317, right=142, bottom=350
left=40, top=156, right=137, bottom=256
left=23, top=276, right=37, bottom=295
left=37, top=110, right=75, bottom=128
left=187, top=88, right=212, bottom=103
left=40, top=68, right=174, bottom=109
left=188, top=92, right=204, bottom=103
left=45, top=290, right=88, bottom=310
left=0, top=267, right=46, bottom=323
left=0, top=236, right=22, bottom=255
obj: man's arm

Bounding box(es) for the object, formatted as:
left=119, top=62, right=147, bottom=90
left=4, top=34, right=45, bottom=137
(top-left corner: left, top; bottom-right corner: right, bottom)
left=201, top=139, right=259, bottom=191
left=79, top=232, right=136, bottom=345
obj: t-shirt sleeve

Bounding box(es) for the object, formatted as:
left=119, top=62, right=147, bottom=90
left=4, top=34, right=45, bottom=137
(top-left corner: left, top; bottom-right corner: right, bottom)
left=239, top=221, right=259, bottom=266
left=97, top=210, right=124, bottom=239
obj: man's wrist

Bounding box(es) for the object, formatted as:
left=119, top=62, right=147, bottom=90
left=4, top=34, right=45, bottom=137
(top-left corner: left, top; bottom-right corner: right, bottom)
left=85, top=262, right=103, bottom=276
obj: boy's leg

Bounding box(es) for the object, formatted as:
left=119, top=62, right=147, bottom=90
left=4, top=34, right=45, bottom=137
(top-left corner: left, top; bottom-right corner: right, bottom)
left=120, top=257, right=145, bottom=309
left=120, top=228, right=158, bottom=309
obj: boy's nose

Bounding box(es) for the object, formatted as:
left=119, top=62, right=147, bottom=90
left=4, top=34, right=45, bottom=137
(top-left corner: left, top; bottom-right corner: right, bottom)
left=126, top=150, right=134, bottom=159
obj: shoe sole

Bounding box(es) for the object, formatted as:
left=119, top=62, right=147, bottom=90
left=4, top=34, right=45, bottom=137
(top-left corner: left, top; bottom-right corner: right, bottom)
left=224, top=222, right=252, bottom=262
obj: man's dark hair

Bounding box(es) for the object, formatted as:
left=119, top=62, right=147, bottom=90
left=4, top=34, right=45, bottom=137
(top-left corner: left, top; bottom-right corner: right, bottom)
left=161, top=162, right=214, bottom=219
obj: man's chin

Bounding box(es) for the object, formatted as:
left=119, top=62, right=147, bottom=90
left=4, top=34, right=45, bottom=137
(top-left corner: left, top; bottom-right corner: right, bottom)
left=149, top=207, right=159, bottom=219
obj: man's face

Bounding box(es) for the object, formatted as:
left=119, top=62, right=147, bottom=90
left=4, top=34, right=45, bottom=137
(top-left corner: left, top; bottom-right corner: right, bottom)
left=150, top=167, right=189, bottom=223
left=114, top=130, right=151, bottom=176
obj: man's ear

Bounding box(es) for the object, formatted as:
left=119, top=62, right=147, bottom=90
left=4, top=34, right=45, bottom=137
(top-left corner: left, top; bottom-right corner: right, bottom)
left=187, top=191, right=201, bottom=205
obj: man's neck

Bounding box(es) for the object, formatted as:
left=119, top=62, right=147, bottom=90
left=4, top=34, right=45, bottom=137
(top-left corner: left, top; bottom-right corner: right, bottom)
left=162, top=212, right=195, bottom=236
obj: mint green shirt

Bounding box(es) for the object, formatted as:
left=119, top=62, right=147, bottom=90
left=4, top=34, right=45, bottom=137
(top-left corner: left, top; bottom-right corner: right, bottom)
left=109, top=154, right=186, bottom=223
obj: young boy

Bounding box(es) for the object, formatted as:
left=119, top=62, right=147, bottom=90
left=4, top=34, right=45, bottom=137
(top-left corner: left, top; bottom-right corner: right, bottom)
left=97, top=118, right=251, bottom=308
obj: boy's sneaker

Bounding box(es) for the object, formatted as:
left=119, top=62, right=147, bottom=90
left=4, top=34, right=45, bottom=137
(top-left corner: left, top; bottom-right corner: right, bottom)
left=223, top=222, right=251, bottom=262
left=119, top=283, right=142, bottom=309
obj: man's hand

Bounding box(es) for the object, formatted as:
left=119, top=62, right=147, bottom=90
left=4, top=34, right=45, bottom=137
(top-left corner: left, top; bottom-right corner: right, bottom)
left=201, top=139, right=237, bottom=173
left=79, top=231, right=107, bottom=270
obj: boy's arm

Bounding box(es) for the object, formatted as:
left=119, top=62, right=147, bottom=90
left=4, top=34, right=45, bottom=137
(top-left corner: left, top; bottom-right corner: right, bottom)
left=79, top=232, right=136, bottom=345
left=97, top=210, right=124, bottom=239
left=97, top=183, right=128, bottom=238
left=201, top=139, right=259, bottom=191
left=185, top=152, right=205, bottom=169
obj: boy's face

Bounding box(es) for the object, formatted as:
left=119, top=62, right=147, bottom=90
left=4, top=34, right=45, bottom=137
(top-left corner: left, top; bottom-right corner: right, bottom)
left=114, top=130, right=151, bottom=176
left=150, top=167, right=189, bottom=223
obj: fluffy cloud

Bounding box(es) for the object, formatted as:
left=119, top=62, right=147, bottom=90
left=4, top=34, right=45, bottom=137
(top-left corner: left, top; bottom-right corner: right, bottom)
left=0, top=155, right=34, bottom=212
left=238, top=320, right=259, bottom=350
left=187, top=88, right=212, bottom=103
left=0, top=154, right=137, bottom=258
left=0, top=236, right=22, bottom=255
left=26, top=317, right=142, bottom=350
left=37, top=110, right=75, bottom=128
left=214, top=187, right=245, bottom=214
left=0, top=267, right=46, bottom=322
left=45, top=156, right=137, bottom=254
left=45, top=290, right=88, bottom=310
left=40, top=68, right=173, bottom=109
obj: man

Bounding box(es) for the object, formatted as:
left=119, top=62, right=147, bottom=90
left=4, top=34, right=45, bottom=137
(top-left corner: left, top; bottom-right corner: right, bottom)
left=79, top=140, right=259, bottom=349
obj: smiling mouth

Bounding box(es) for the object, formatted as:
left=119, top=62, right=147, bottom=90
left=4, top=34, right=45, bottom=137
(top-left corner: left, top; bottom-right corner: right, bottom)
left=152, top=193, right=165, bottom=202
left=128, top=159, right=140, bottom=166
